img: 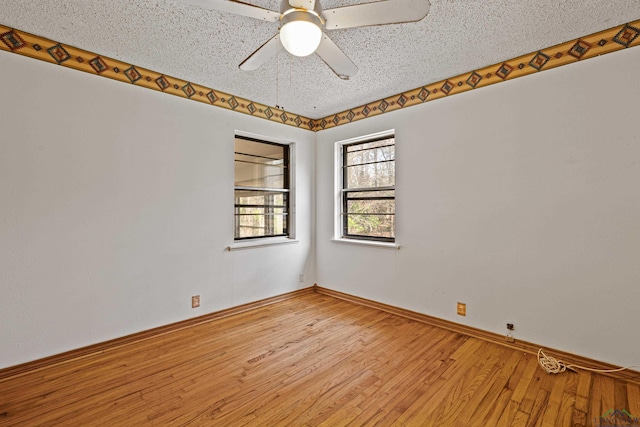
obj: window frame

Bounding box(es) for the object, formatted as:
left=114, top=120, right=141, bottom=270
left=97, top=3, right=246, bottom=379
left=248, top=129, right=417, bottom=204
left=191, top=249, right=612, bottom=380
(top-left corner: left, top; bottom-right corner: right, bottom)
left=233, top=134, right=293, bottom=242
left=336, top=130, right=396, bottom=244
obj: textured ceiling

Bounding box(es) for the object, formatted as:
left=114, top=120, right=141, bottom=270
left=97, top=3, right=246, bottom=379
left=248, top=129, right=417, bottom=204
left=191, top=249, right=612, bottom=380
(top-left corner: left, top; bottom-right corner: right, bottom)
left=1, top=0, right=639, bottom=119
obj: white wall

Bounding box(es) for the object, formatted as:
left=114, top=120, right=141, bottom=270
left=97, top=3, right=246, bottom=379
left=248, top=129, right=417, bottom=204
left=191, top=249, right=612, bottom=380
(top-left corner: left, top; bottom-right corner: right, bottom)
left=316, top=47, right=640, bottom=367
left=2, top=43, right=639, bottom=371
left=0, top=52, right=315, bottom=369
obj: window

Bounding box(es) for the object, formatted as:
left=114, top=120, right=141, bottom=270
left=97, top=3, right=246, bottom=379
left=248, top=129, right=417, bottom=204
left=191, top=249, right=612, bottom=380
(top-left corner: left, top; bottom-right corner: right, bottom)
left=341, top=134, right=395, bottom=242
left=234, top=136, right=289, bottom=240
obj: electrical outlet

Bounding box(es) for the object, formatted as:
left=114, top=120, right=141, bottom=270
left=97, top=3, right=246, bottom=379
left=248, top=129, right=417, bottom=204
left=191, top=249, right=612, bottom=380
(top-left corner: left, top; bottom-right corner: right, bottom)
left=192, top=295, right=200, bottom=308
left=299, top=274, right=304, bottom=283
left=457, top=302, right=466, bottom=316
left=506, top=323, right=515, bottom=342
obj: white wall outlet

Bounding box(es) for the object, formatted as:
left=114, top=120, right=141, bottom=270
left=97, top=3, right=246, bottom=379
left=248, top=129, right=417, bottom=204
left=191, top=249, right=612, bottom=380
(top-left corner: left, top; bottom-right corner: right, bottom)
left=506, top=323, right=515, bottom=342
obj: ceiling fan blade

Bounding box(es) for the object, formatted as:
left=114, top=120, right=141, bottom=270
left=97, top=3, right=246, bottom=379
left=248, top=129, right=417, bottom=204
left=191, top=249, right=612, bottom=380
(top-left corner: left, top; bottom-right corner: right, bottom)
left=239, top=34, right=282, bottom=71
left=288, top=0, right=316, bottom=10
left=179, top=0, right=279, bottom=22
left=315, top=34, right=358, bottom=79
left=323, top=0, right=430, bottom=30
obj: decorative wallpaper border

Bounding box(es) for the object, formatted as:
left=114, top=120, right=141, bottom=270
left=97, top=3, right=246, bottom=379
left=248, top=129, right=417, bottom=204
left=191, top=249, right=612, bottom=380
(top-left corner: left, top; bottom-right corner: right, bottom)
left=315, top=19, right=640, bottom=130
left=2, top=19, right=639, bottom=132
left=0, top=25, right=314, bottom=131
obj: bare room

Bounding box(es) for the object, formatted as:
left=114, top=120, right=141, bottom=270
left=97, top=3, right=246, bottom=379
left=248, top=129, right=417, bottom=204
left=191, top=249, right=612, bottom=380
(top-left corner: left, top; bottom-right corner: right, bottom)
left=1, top=0, right=639, bottom=425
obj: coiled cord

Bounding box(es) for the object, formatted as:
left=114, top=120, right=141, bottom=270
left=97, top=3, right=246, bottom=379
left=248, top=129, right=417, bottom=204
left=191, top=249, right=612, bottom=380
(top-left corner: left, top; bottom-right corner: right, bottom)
left=537, top=348, right=639, bottom=374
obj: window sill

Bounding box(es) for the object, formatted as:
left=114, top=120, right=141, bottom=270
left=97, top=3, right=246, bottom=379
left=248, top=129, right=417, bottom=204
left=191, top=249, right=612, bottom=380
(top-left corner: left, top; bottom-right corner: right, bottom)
left=331, top=238, right=400, bottom=250
left=227, top=238, right=299, bottom=251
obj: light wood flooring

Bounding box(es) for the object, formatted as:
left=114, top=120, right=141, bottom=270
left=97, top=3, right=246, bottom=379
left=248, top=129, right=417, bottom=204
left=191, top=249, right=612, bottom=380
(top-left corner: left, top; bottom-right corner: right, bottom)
left=1, top=291, right=638, bottom=426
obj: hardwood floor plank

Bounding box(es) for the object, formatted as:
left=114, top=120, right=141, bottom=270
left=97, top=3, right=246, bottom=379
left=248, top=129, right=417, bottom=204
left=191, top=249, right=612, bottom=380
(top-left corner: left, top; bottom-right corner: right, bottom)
left=510, top=355, right=541, bottom=404
left=175, top=303, right=391, bottom=425
left=555, top=392, right=577, bottom=426
left=518, top=366, right=551, bottom=415
left=454, top=346, right=521, bottom=425
left=589, top=374, right=615, bottom=421
left=386, top=343, right=510, bottom=425
left=573, top=370, right=592, bottom=412
left=539, top=369, right=567, bottom=426
left=0, top=292, right=635, bottom=426
left=525, top=388, right=550, bottom=427
left=479, top=387, right=514, bottom=426
left=614, top=379, right=630, bottom=416
left=495, top=399, right=521, bottom=426
left=511, top=410, right=530, bottom=427
left=627, top=383, right=640, bottom=416
left=265, top=318, right=446, bottom=425
left=475, top=350, right=525, bottom=425
left=346, top=331, right=463, bottom=425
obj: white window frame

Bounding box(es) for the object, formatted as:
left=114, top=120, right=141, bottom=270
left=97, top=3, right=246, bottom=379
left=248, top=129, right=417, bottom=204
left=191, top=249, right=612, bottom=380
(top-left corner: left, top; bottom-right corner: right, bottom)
left=333, top=130, right=399, bottom=249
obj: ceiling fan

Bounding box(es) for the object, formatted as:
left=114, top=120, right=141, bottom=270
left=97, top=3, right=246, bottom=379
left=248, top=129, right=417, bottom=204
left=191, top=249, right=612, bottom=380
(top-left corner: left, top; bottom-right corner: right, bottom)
left=180, top=0, right=430, bottom=79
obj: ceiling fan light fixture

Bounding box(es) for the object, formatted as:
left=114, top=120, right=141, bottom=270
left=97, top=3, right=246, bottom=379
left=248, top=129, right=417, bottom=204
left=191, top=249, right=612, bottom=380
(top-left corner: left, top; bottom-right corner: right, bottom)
left=280, top=11, right=323, bottom=57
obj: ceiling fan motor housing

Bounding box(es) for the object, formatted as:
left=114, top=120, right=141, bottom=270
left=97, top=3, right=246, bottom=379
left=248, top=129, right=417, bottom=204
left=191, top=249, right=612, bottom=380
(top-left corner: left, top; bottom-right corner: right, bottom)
left=280, top=0, right=324, bottom=20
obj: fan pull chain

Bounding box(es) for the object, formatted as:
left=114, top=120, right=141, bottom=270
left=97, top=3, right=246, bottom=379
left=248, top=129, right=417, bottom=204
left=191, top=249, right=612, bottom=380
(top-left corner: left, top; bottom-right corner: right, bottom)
left=275, top=50, right=280, bottom=110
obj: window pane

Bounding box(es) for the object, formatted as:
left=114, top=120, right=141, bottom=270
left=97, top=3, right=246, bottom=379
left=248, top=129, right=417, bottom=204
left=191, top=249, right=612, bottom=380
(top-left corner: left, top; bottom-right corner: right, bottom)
left=346, top=145, right=395, bottom=166
left=346, top=214, right=395, bottom=239
left=235, top=189, right=286, bottom=207
left=235, top=139, right=286, bottom=188
left=345, top=161, right=395, bottom=189
left=236, top=213, right=287, bottom=238
left=346, top=138, right=394, bottom=153
left=235, top=189, right=288, bottom=239
left=346, top=199, right=395, bottom=215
